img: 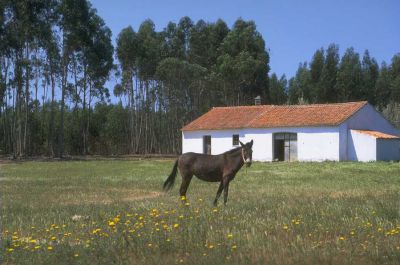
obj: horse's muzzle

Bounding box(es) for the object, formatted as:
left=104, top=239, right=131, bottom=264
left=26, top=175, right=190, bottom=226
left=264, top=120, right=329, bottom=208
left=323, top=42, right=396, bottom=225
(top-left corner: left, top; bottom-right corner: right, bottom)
left=245, top=159, right=252, bottom=167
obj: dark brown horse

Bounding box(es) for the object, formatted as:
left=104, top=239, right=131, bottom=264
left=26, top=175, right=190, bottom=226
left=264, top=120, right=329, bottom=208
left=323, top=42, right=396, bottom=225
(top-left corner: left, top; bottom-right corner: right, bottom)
left=163, top=140, right=253, bottom=205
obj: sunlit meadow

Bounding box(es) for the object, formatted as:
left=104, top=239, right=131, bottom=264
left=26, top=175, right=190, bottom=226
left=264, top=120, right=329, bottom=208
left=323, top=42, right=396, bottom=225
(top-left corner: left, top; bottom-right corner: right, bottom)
left=1, top=160, right=399, bottom=264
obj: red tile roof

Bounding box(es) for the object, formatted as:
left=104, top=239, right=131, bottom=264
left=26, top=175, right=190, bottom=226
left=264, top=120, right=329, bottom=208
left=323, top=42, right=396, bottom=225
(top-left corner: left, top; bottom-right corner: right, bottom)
left=352, top=130, right=400, bottom=139
left=181, top=101, right=368, bottom=131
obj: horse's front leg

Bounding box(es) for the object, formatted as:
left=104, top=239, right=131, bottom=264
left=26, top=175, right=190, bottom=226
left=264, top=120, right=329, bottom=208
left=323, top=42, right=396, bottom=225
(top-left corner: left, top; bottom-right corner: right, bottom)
left=213, top=181, right=224, bottom=206
left=223, top=178, right=230, bottom=205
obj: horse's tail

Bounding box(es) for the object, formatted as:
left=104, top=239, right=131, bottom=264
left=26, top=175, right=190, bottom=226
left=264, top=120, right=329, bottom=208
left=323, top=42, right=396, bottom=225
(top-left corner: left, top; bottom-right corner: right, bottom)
left=163, top=159, right=179, bottom=191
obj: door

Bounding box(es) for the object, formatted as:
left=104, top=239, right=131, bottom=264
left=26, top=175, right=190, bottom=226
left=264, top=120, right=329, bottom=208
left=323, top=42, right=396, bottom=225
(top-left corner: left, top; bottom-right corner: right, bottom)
left=274, top=139, right=285, bottom=161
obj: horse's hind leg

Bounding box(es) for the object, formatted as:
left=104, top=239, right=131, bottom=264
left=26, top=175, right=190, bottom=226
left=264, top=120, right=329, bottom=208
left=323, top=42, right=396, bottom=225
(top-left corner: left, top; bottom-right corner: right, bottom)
left=213, top=181, right=224, bottom=206
left=179, top=173, right=193, bottom=199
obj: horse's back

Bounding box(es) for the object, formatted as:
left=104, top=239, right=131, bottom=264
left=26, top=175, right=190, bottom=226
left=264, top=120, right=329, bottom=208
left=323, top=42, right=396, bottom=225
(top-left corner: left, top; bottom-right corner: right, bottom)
left=178, top=152, right=223, bottom=181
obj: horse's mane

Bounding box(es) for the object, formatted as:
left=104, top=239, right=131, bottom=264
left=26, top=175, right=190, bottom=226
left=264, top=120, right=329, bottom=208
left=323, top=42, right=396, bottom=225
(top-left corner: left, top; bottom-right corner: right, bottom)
left=224, top=146, right=242, bottom=155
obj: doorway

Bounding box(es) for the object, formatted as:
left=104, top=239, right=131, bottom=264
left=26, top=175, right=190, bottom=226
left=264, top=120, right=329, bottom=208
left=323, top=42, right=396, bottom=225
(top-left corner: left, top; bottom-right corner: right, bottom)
left=273, top=133, right=297, bottom=161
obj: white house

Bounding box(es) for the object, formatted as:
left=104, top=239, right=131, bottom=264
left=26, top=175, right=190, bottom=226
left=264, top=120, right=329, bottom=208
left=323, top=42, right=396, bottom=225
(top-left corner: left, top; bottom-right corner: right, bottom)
left=181, top=101, right=400, bottom=162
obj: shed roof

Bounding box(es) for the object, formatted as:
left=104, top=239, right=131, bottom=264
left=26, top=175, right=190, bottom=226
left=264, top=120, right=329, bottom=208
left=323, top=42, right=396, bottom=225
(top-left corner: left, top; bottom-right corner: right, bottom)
left=352, top=130, right=400, bottom=139
left=182, top=101, right=368, bottom=131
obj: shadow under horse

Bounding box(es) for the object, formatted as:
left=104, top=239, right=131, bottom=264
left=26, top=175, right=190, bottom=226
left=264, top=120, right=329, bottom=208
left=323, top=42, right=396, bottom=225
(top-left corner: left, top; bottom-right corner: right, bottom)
left=163, top=140, right=253, bottom=205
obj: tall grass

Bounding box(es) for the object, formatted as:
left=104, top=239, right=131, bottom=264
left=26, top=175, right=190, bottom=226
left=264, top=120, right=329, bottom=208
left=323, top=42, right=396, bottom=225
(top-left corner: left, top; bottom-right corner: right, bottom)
left=1, top=161, right=399, bottom=264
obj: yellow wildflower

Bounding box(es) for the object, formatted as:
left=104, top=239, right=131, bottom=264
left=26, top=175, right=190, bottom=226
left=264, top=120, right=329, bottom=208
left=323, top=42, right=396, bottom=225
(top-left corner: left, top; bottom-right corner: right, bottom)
left=339, top=236, right=345, bottom=240
left=231, top=245, right=237, bottom=250
left=173, top=223, right=179, bottom=229
left=47, top=246, right=53, bottom=251
left=227, top=233, right=233, bottom=239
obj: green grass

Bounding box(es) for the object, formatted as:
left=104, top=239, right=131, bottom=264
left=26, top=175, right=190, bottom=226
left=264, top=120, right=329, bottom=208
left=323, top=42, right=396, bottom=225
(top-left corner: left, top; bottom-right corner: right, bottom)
left=1, top=160, right=400, bottom=264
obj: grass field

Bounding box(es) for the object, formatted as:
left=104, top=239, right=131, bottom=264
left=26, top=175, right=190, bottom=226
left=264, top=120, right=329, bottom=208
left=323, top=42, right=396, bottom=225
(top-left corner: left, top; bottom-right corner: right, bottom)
left=1, top=160, right=400, bottom=264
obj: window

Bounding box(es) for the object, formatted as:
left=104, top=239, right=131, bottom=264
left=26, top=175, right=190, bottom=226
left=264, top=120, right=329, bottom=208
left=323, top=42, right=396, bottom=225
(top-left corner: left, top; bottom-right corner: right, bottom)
left=232, top=135, right=239, bottom=146
left=203, top=135, right=211, bottom=154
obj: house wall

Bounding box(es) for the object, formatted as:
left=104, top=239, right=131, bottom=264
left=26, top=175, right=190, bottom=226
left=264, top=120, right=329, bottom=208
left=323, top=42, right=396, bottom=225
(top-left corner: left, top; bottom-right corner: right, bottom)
left=345, top=104, right=400, bottom=135
left=182, top=126, right=340, bottom=162
left=182, top=130, right=245, bottom=155
left=340, top=104, right=400, bottom=161
left=339, top=124, right=348, bottom=161
left=348, top=130, right=377, bottom=161
left=376, top=139, right=400, bottom=161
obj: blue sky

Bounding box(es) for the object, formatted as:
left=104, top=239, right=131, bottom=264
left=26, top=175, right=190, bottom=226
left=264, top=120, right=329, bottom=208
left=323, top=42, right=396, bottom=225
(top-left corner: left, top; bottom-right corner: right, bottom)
left=91, top=0, right=399, bottom=79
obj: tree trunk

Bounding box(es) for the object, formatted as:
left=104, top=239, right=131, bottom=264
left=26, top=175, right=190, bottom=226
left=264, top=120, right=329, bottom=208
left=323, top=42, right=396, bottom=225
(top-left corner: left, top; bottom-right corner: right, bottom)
left=49, top=61, right=56, bottom=157
left=23, top=44, right=30, bottom=156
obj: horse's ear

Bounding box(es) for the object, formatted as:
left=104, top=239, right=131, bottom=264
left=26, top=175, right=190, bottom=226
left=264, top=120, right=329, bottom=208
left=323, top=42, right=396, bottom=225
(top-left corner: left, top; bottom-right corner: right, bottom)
left=239, top=141, right=244, bottom=147
left=250, top=140, right=253, bottom=147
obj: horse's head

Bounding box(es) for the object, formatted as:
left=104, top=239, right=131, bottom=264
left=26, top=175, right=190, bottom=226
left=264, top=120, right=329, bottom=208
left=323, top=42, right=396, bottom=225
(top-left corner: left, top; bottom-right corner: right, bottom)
left=240, top=140, right=253, bottom=167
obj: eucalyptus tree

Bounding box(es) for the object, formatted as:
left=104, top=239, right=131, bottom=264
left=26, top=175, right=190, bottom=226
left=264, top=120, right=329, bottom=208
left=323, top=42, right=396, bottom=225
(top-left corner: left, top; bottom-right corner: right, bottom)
left=319, top=44, right=340, bottom=103
left=217, top=19, right=270, bottom=105
left=57, top=0, right=112, bottom=155
left=136, top=19, right=162, bottom=153
left=361, top=50, right=379, bottom=104
left=375, top=62, right=392, bottom=109
left=309, top=48, right=324, bottom=103
left=1, top=0, right=57, bottom=157
left=335, top=47, right=362, bottom=101
left=287, top=63, right=311, bottom=104
left=116, top=26, right=138, bottom=152
left=177, top=16, right=193, bottom=59
left=58, top=0, right=91, bottom=156
left=80, top=9, right=113, bottom=154
left=161, top=22, right=182, bottom=59
left=156, top=58, right=206, bottom=153
left=390, top=54, right=400, bottom=103
left=269, top=73, right=287, bottom=104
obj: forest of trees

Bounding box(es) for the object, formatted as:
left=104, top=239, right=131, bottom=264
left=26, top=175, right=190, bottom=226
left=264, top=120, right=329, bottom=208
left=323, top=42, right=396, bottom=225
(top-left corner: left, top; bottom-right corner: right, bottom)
left=269, top=45, right=400, bottom=128
left=0, top=0, right=399, bottom=157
